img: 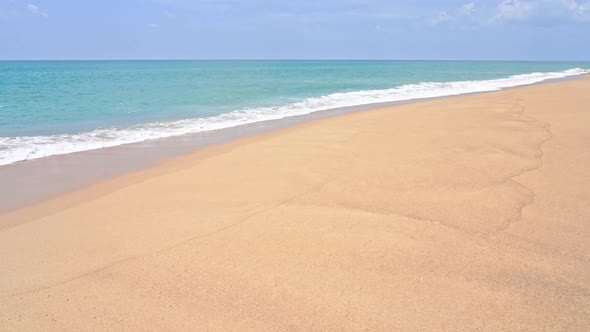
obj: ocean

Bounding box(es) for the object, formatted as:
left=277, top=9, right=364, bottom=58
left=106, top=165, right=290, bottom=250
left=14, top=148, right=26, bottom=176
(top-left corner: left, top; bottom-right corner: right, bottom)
left=0, top=60, right=588, bottom=165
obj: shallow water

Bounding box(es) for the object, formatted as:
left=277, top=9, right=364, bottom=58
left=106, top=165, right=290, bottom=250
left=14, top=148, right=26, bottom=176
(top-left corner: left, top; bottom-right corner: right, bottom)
left=1, top=60, right=589, bottom=165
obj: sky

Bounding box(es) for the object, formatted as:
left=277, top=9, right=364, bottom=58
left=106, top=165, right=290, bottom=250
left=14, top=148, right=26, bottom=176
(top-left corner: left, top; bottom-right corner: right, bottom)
left=0, top=0, right=589, bottom=60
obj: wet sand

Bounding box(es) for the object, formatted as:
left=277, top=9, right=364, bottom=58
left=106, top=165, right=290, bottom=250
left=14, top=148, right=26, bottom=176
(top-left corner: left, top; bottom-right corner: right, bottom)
left=1, top=76, right=589, bottom=330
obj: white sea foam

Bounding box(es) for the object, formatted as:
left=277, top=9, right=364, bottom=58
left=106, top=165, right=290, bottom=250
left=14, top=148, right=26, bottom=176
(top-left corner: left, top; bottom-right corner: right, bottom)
left=0, top=68, right=588, bottom=166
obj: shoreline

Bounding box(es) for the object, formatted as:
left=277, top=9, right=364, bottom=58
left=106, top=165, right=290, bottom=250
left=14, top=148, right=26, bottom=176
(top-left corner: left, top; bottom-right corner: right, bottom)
left=3, top=67, right=587, bottom=167
left=0, top=74, right=585, bottom=214
left=1, top=75, right=589, bottom=330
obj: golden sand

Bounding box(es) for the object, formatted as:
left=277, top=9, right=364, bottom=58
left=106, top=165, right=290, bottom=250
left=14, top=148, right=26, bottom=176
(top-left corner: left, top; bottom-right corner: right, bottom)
left=1, top=77, right=589, bottom=330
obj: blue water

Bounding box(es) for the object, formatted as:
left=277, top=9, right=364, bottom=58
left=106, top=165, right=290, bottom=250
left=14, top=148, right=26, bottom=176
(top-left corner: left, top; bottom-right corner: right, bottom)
left=0, top=60, right=588, bottom=165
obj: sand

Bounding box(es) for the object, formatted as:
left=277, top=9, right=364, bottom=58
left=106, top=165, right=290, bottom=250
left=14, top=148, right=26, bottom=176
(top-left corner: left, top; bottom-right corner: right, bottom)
left=1, top=76, right=589, bottom=331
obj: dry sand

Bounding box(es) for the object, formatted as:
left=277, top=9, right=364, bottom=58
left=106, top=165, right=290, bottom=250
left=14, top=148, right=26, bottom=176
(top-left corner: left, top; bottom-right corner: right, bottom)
left=1, top=76, right=589, bottom=331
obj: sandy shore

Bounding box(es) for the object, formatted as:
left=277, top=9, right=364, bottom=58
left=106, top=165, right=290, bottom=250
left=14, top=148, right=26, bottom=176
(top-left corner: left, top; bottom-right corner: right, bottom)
left=1, top=76, right=589, bottom=330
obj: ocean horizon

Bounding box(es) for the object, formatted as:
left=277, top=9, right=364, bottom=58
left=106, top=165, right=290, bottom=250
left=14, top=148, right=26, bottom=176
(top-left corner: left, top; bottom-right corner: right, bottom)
left=1, top=60, right=589, bottom=165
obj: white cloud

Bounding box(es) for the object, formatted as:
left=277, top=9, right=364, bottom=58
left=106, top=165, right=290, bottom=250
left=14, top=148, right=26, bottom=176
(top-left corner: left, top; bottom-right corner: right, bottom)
left=147, top=23, right=160, bottom=28
left=428, top=0, right=590, bottom=27
left=26, top=3, right=48, bottom=18
left=426, top=2, right=476, bottom=26
left=426, top=11, right=454, bottom=25
left=494, top=0, right=536, bottom=21
left=163, top=10, right=176, bottom=19
left=493, top=0, right=590, bottom=24
left=460, top=2, right=477, bottom=16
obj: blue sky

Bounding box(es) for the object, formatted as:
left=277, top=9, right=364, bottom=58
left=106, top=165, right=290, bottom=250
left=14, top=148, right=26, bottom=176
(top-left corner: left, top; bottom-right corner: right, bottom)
left=1, top=0, right=589, bottom=60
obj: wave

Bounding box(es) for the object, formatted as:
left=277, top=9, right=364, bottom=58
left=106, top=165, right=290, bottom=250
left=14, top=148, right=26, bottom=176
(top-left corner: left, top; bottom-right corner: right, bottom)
left=0, top=67, right=588, bottom=166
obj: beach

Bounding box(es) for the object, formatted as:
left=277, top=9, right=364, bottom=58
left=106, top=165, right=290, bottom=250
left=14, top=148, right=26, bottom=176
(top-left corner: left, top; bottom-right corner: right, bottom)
left=1, top=75, right=589, bottom=330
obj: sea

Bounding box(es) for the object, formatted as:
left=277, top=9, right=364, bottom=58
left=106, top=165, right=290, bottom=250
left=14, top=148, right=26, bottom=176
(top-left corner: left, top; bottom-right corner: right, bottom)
left=1, top=60, right=589, bottom=166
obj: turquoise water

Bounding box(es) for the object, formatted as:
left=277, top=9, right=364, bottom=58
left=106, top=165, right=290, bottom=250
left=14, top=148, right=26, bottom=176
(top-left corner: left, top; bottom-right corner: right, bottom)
left=0, top=60, right=588, bottom=164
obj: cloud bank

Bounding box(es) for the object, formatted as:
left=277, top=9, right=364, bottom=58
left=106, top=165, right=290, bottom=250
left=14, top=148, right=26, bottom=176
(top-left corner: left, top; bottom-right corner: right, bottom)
left=427, top=0, right=590, bottom=27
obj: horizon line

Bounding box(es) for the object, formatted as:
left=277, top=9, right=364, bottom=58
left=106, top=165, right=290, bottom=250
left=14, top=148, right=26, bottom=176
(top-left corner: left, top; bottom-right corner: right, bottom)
left=0, top=58, right=588, bottom=62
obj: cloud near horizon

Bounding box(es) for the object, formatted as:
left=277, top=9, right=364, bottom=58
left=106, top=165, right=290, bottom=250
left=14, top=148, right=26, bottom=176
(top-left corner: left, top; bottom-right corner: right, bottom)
left=493, top=0, right=590, bottom=24
left=1, top=0, right=589, bottom=60
left=155, top=0, right=590, bottom=28
left=427, top=0, right=590, bottom=26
